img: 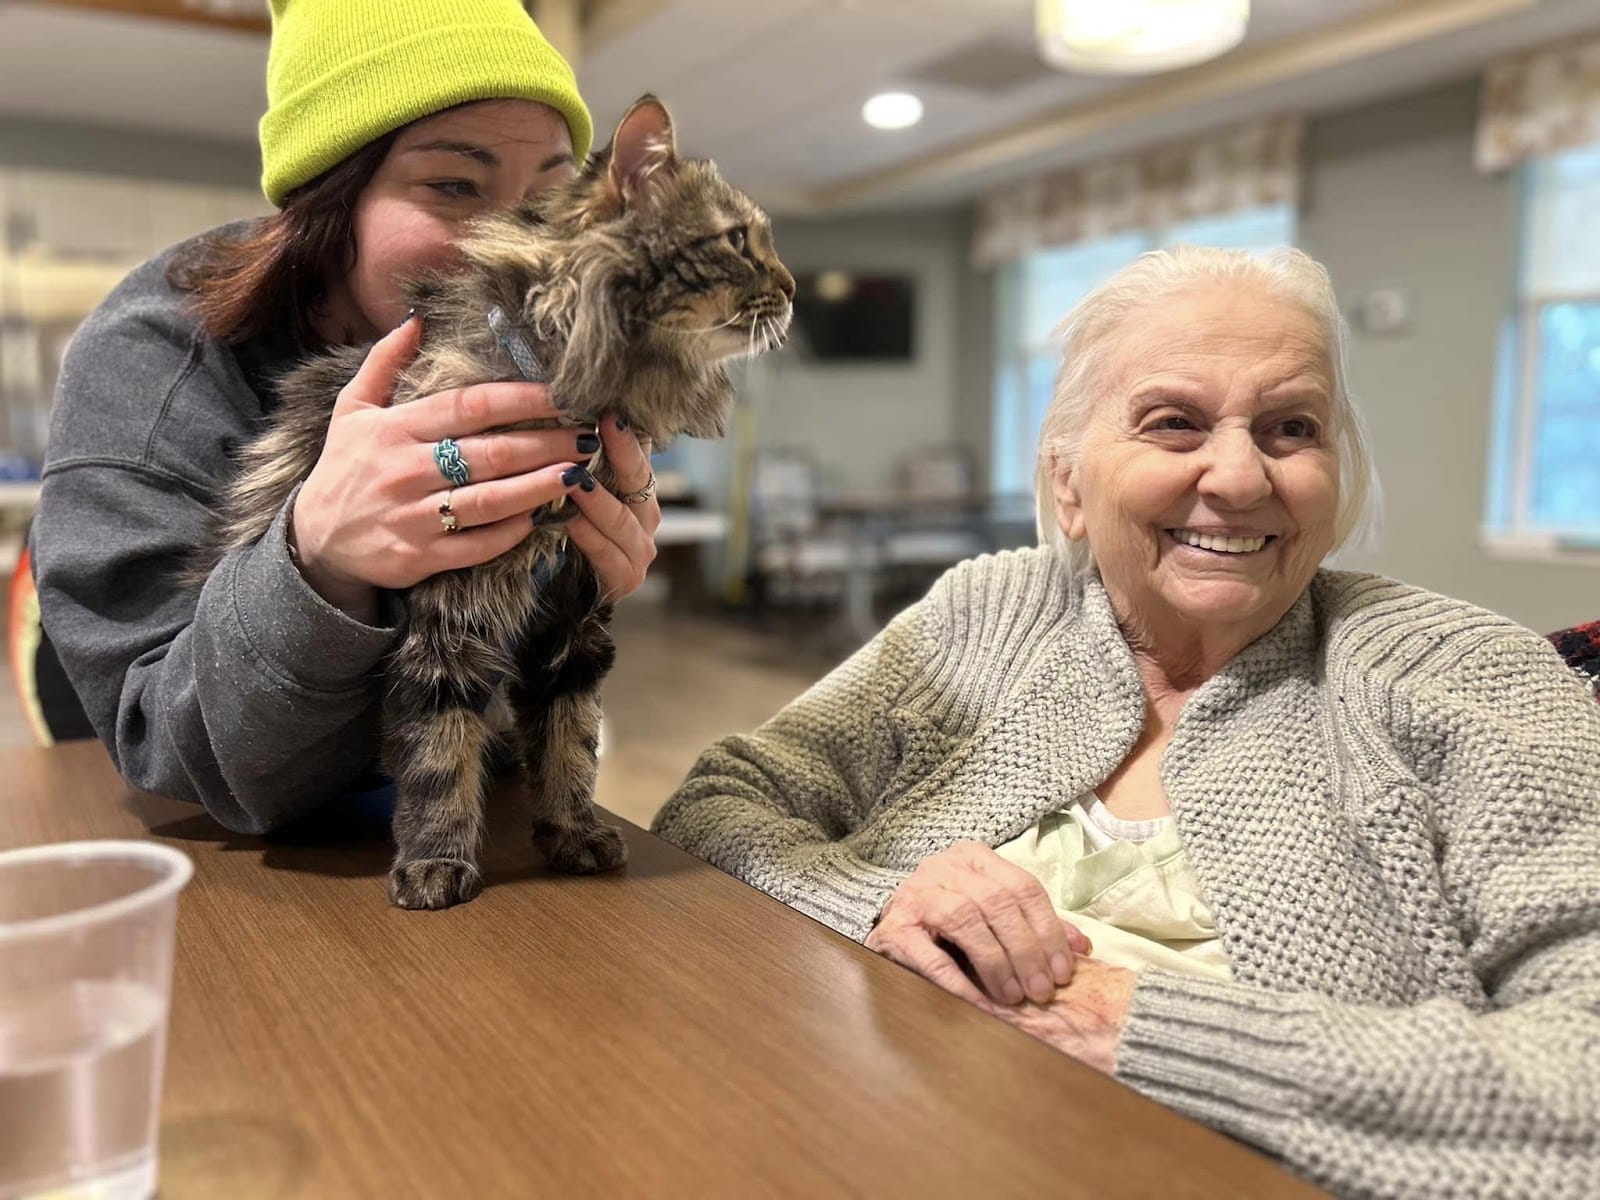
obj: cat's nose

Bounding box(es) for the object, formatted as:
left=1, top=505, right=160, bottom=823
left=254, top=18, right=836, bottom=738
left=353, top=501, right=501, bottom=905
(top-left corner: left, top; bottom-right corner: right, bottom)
left=774, top=268, right=796, bottom=302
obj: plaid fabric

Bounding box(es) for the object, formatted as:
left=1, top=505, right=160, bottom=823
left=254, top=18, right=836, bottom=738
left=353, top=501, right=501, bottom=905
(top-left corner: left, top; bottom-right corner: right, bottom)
left=1549, top=620, right=1600, bottom=693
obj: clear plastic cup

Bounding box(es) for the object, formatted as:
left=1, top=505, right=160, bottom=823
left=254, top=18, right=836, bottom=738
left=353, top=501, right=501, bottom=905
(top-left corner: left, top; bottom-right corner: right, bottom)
left=0, top=841, right=193, bottom=1200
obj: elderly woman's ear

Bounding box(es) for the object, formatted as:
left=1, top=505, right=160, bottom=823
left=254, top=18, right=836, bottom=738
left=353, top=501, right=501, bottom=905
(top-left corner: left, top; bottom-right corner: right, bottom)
left=1051, top=458, right=1089, bottom=542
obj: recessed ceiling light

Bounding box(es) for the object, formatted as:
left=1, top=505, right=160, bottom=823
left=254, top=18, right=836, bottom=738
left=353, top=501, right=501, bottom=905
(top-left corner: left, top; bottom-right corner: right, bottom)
left=862, top=92, right=924, bottom=131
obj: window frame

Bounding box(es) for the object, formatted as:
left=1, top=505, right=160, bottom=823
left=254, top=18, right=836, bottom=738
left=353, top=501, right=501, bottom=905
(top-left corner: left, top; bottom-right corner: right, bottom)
left=1483, top=144, right=1600, bottom=559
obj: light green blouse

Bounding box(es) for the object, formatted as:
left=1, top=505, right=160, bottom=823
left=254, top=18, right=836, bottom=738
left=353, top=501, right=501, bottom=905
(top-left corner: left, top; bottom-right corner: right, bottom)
left=995, top=796, right=1232, bottom=981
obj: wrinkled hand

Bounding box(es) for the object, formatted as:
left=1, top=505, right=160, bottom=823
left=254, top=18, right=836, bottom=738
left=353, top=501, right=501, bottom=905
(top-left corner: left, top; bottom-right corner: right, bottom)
left=865, top=841, right=1091, bottom=1006
left=974, top=956, right=1137, bottom=1075
left=290, top=317, right=657, bottom=619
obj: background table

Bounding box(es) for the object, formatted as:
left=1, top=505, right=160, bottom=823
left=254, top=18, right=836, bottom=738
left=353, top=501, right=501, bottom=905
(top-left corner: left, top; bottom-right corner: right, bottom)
left=2, top=742, right=1323, bottom=1199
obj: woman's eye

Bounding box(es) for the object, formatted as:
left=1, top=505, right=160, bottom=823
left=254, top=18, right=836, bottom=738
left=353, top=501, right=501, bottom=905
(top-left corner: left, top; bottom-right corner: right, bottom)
left=726, top=226, right=747, bottom=254
left=1278, top=418, right=1319, bottom=439
left=1149, top=415, right=1196, bottom=432
left=429, top=180, right=482, bottom=200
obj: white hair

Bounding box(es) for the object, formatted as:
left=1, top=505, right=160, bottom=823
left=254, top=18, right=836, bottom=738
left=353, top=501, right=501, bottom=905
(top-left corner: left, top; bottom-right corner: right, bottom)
left=1033, top=244, right=1380, bottom=584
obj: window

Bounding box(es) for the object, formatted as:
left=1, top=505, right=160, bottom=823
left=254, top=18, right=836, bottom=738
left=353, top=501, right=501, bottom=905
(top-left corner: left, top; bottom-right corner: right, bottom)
left=990, top=204, right=1297, bottom=496
left=1486, top=142, right=1600, bottom=549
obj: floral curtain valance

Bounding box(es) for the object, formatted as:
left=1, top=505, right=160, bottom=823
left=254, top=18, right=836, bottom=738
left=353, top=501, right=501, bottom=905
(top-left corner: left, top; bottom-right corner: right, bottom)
left=970, top=117, right=1303, bottom=269
left=1477, top=34, right=1600, bottom=172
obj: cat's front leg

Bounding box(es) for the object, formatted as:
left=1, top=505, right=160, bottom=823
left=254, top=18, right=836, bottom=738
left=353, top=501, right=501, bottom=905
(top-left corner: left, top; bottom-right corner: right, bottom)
left=386, top=700, right=495, bottom=909
left=383, top=595, right=512, bottom=909
left=511, top=567, right=627, bottom=874
left=518, top=686, right=626, bottom=872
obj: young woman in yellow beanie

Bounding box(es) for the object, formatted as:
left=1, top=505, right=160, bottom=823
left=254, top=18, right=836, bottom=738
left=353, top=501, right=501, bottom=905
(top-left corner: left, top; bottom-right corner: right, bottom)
left=32, top=0, right=661, bottom=835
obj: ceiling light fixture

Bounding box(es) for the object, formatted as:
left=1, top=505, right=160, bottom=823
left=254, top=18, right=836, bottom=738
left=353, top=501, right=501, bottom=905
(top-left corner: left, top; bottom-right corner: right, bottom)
left=862, top=92, right=924, bottom=131
left=1036, top=0, right=1249, bottom=75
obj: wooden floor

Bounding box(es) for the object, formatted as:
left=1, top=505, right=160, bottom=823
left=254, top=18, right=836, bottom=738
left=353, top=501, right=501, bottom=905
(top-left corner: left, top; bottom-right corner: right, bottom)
left=0, top=595, right=842, bottom=829
left=596, top=602, right=838, bottom=826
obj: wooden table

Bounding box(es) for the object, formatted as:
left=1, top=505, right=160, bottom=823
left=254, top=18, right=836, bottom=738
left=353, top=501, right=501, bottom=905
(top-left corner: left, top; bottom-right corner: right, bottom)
left=3, top=743, right=1322, bottom=1199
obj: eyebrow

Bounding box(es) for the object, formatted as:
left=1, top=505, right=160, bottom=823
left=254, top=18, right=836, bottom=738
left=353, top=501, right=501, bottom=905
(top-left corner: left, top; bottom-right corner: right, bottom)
left=1124, top=378, right=1332, bottom=418
left=1261, top=371, right=1333, bottom=398
left=404, top=141, right=575, bottom=173
left=406, top=140, right=498, bottom=167
left=1127, top=381, right=1203, bottom=405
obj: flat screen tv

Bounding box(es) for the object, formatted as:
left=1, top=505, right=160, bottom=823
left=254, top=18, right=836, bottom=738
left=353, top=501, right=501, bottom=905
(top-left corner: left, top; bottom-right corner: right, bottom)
left=790, top=271, right=914, bottom=362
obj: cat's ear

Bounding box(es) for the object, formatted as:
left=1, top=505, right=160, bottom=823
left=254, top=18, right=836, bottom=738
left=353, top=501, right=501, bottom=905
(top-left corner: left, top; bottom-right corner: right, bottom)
left=607, top=95, right=678, bottom=213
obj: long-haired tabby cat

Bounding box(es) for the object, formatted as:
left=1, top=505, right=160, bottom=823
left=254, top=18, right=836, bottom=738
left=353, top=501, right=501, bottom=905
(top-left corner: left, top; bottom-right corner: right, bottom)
left=204, top=96, right=793, bottom=909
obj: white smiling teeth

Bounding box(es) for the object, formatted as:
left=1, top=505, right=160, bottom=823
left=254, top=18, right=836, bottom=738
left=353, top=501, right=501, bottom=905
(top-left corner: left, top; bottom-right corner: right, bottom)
left=1172, top=529, right=1268, bottom=554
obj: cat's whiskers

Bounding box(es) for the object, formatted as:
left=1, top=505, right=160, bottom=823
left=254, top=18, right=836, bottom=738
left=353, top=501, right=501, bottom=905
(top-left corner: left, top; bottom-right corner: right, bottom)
left=757, top=313, right=779, bottom=354
left=639, top=312, right=744, bottom=336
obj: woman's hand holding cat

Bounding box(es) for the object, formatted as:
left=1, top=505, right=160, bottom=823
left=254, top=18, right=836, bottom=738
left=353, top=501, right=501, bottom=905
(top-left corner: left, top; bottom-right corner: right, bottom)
left=291, top=317, right=592, bottom=620
left=562, top=413, right=661, bottom=603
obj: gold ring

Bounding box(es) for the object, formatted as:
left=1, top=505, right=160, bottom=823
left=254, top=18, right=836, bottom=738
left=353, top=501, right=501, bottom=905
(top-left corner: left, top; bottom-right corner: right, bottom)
left=618, top=473, right=657, bottom=506
left=439, top=488, right=460, bottom=534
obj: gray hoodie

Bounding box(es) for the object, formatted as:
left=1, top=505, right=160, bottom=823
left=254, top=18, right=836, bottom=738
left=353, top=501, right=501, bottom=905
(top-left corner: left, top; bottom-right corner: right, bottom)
left=34, top=232, right=399, bottom=834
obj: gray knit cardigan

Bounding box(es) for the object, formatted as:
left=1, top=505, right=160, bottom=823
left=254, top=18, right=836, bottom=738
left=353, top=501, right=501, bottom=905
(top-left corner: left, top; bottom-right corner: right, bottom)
left=653, top=547, right=1600, bottom=1199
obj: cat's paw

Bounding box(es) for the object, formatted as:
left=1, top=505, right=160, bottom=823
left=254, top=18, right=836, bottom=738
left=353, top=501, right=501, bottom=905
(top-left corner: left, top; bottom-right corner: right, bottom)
left=535, top=823, right=628, bottom=874
left=388, top=857, right=484, bottom=910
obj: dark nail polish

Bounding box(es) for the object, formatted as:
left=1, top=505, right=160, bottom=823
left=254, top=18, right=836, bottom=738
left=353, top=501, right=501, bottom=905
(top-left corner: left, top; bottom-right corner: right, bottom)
left=399, top=307, right=416, bottom=327
left=562, top=466, right=597, bottom=492
left=576, top=432, right=601, bottom=454
left=613, top=413, right=630, bottom=432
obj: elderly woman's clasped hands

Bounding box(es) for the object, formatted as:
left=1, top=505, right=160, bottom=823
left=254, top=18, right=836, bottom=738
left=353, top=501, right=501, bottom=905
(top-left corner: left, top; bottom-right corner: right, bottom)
left=865, top=841, right=1136, bottom=1072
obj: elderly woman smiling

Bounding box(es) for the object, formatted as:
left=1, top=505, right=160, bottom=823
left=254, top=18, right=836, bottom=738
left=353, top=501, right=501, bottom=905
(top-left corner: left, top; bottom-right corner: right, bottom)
left=654, top=246, right=1600, bottom=1198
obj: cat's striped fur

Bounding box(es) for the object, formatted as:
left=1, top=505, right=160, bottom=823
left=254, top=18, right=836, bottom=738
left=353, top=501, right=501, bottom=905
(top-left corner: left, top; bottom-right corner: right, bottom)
left=203, top=96, right=793, bottom=908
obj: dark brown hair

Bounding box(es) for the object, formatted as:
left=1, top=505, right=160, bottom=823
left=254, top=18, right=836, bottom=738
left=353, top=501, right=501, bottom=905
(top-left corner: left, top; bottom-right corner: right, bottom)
left=165, top=131, right=400, bottom=355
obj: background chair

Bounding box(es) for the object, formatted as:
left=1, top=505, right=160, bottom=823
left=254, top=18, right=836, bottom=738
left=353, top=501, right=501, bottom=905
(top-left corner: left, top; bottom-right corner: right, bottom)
left=746, top=447, right=864, bottom=609
left=880, top=443, right=994, bottom=596
left=1549, top=621, right=1600, bottom=698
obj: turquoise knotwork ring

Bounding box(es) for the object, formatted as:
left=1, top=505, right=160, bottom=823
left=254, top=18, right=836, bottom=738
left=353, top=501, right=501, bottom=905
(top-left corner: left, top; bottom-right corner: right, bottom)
left=432, top=437, right=470, bottom=487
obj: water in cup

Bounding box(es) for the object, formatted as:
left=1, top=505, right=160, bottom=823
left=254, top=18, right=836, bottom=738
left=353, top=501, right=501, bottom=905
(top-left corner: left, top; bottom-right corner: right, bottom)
left=0, top=980, right=165, bottom=1200
left=0, top=842, right=191, bottom=1200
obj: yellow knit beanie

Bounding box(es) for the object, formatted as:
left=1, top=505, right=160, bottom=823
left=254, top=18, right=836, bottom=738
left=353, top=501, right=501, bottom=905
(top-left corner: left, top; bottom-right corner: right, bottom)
left=259, top=0, right=593, bottom=207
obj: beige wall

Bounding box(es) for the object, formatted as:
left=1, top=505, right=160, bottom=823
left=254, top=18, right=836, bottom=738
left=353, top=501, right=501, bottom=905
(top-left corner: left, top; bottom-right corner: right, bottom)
left=743, top=212, right=969, bottom=494
left=0, top=115, right=259, bottom=187
left=1300, top=80, right=1599, bottom=633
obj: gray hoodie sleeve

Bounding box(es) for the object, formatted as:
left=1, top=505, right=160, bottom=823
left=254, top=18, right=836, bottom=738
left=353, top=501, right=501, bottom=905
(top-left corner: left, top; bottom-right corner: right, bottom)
left=32, top=243, right=400, bottom=834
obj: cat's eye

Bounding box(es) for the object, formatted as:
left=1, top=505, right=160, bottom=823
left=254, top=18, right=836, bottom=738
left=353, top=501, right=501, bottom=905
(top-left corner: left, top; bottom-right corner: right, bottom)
left=725, top=226, right=747, bottom=254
